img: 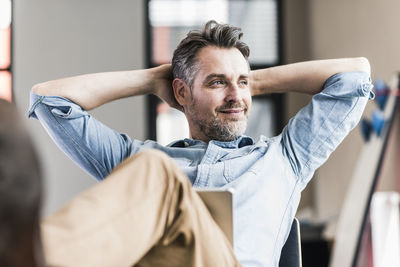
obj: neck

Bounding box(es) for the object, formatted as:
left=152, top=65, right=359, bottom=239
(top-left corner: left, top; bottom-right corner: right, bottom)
left=189, top=132, right=210, bottom=143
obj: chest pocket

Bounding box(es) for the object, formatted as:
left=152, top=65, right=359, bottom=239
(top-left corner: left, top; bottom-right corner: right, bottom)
left=222, top=148, right=264, bottom=182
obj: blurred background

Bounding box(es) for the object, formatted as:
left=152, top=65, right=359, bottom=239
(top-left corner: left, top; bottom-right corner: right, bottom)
left=1, top=0, right=399, bottom=266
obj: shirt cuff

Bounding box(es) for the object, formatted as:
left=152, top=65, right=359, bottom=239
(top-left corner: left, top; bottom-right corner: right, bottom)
left=322, top=71, right=374, bottom=100
left=27, top=91, right=85, bottom=119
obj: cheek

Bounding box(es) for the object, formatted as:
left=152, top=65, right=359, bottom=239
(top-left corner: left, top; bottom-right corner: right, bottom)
left=190, top=99, right=212, bottom=119
left=194, top=94, right=221, bottom=114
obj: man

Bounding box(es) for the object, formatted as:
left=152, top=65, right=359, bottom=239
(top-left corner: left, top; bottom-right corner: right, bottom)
left=29, top=21, right=373, bottom=266
left=0, top=99, right=44, bottom=267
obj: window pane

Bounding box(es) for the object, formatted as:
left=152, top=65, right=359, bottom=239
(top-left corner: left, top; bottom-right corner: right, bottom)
left=0, top=71, right=12, bottom=102
left=229, top=0, right=278, bottom=65
left=156, top=102, right=189, bottom=145
left=149, top=0, right=278, bottom=65
left=245, top=97, right=275, bottom=139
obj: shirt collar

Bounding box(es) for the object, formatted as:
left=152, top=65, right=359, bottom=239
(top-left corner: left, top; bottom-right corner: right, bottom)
left=168, top=135, right=254, bottom=148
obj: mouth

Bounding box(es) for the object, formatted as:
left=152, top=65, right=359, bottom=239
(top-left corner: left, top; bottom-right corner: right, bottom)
left=219, top=108, right=244, bottom=114
left=217, top=108, right=247, bottom=121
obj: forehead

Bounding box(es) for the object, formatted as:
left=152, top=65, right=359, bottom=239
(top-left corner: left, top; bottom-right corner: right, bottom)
left=194, top=46, right=249, bottom=78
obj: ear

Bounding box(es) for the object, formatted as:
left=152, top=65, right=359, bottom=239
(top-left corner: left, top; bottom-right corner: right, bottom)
left=172, top=78, right=191, bottom=106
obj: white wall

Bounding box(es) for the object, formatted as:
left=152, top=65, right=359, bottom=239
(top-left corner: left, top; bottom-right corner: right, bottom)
left=14, top=0, right=146, bottom=215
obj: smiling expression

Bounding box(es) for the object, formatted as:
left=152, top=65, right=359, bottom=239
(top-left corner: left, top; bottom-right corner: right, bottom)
left=179, top=46, right=252, bottom=142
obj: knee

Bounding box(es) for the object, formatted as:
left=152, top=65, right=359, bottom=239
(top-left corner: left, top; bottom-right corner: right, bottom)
left=129, top=149, right=175, bottom=170
left=135, top=149, right=171, bottom=161
left=113, top=149, right=184, bottom=182
left=135, top=149, right=190, bottom=185
left=116, top=149, right=170, bottom=167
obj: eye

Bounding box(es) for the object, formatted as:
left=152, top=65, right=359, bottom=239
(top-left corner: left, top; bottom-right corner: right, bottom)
left=210, top=80, right=225, bottom=87
left=239, top=79, right=249, bottom=86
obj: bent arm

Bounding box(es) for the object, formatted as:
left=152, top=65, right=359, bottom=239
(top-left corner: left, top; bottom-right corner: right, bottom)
left=250, top=57, right=371, bottom=96
left=31, top=64, right=176, bottom=110
left=280, top=71, right=373, bottom=185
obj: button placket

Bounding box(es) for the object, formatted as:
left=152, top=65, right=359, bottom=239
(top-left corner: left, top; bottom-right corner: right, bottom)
left=194, top=144, right=222, bottom=187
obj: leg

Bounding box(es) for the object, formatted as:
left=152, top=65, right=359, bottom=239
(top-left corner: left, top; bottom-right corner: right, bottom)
left=42, top=149, right=240, bottom=267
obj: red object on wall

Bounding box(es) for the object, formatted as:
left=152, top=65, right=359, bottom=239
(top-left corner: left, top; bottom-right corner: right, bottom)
left=0, top=27, right=11, bottom=69
left=152, top=26, right=171, bottom=64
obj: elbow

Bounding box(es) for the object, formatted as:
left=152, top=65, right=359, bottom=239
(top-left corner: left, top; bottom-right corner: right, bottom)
left=31, top=81, right=53, bottom=96
left=356, top=57, right=371, bottom=76
left=31, top=83, right=45, bottom=95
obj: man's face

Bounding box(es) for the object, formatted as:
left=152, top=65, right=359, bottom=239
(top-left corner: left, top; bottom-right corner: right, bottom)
left=184, top=46, right=252, bottom=142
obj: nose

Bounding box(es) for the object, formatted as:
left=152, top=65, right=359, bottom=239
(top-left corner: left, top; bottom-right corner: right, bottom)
left=225, top=83, right=240, bottom=103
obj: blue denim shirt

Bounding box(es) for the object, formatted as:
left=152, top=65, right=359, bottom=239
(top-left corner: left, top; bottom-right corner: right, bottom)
left=28, top=71, right=373, bottom=267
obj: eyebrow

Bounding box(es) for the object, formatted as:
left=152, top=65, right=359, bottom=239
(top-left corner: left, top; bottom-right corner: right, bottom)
left=203, top=73, right=249, bottom=83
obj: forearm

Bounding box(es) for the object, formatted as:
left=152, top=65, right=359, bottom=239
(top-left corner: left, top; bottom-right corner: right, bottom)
left=250, top=57, right=371, bottom=96
left=31, top=65, right=169, bottom=110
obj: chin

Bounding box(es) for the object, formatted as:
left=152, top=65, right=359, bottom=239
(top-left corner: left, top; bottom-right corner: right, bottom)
left=213, top=123, right=247, bottom=141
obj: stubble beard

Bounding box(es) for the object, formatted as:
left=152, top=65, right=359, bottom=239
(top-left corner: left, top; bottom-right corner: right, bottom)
left=188, top=101, right=248, bottom=142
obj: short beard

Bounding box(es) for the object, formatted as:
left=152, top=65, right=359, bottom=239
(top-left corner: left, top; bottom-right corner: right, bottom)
left=206, top=116, right=247, bottom=141
left=188, top=102, right=248, bottom=142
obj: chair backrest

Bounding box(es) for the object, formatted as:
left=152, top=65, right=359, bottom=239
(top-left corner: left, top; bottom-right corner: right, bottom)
left=279, top=218, right=302, bottom=267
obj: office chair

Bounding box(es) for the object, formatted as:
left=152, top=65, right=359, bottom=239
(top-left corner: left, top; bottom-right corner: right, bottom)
left=279, top=218, right=302, bottom=267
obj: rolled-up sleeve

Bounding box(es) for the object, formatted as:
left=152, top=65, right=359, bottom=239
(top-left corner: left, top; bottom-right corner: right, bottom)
left=281, top=71, right=374, bottom=185
left=28, top=92, right=135, bottom=181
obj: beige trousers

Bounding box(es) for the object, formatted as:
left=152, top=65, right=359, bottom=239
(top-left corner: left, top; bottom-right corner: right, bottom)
left=41, top=149, right=241, bottom=267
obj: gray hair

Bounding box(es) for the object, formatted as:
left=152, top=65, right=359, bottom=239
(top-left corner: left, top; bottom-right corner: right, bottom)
left=172, top=20, right=250, bottom=88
